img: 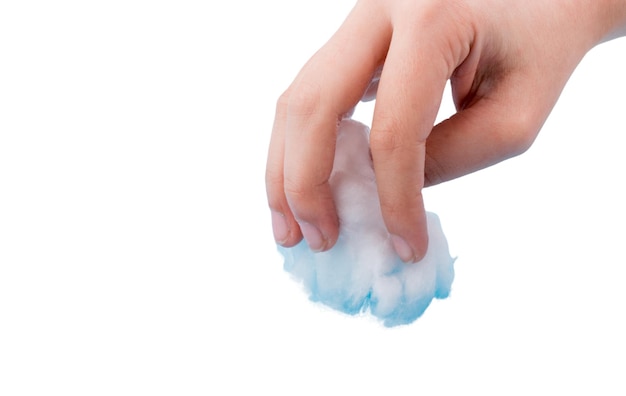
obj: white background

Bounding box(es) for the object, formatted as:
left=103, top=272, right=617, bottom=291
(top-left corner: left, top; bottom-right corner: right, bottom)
left=1, top=1, right=625, bottom=394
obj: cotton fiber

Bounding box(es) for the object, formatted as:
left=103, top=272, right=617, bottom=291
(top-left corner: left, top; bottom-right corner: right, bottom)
left=278, top=119, right=455, bottom=327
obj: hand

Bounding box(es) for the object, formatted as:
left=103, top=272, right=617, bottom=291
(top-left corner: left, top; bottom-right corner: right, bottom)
left=266, top=0, right=626, bottom=262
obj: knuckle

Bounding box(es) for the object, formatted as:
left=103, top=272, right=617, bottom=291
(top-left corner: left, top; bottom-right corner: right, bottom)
left=284, top=175, right=334, bottom=210
left=378, top=189, right=413, bottom=220
left=283, top=176, right=312, bottom=204
left=370, top=112, right=424, bottom=155
left=286, top=82, right=321, bottom=118
left=500, top=110, right=540, bottom=157
left=265, top=168, right=283, bottom=191
left=379, top=199, right=403, bottom=220
left=370, top=123, right=403, bottom=154
left=275, top=90, right=291, bottom=115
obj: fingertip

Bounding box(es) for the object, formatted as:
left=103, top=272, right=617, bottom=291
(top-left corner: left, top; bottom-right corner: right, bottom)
left=299, top=222, right=326, bottom=252
left=320, top=218, right=339, bottom=252
left=390, top=234, right=415, bottom=263
left=270, top=209, right=303, bottom=248
left=390, top=230, right=428, bottom=264
left=412, top=231, right=429, bottom=263
left=271, top=210, right=289, bottom=244
left=295, top=212, right=339, bottom=253
left=378, top=190, right=429, bottom=264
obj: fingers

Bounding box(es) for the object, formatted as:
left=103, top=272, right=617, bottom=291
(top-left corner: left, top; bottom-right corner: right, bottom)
left=266, top=1, right=391, bottom=251
left=370, top=35, right=451, bottom=263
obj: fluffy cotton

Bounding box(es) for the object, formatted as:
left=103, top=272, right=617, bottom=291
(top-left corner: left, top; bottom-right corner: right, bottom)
left=278, top=119, right=455, bottom=327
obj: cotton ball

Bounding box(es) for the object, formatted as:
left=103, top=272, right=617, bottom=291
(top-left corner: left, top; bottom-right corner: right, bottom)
left=278, top=119, right=455, bottom=327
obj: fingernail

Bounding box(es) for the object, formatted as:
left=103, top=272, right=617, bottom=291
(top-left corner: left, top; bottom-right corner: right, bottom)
left=271, top=211, right=289, bottom=244
left=300, top=222, right=325, bottom=252
left=391, top=234, right=416, bottom=263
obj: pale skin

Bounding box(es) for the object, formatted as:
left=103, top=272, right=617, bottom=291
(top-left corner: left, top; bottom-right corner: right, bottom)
left=266, top=0, right=626, bottom=263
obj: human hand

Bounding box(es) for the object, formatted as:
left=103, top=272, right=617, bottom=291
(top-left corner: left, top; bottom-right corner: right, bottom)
left=266, top=0, right=626, bottom=262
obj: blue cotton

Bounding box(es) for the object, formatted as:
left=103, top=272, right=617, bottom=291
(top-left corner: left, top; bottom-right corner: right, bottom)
left=278, top=119, right=455, bottom=327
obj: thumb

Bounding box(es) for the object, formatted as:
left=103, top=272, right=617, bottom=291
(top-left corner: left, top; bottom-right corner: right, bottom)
left=423, top=80, right=546, bottom=187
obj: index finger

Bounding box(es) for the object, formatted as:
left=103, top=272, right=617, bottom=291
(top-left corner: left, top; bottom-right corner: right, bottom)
left=370, top=18, right=469, bottom=262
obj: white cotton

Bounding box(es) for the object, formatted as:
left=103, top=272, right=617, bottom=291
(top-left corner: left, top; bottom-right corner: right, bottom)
left=278, top=119, right=455, bottom=327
